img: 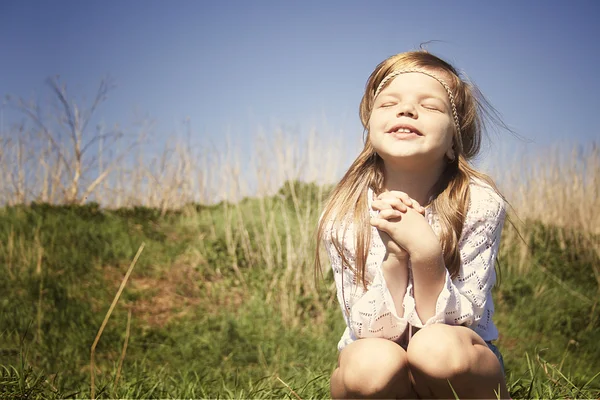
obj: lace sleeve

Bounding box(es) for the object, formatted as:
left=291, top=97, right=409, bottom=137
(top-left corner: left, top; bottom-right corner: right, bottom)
left=323, top=222, right=411, bottom=351
left=403, top=183, right=506, bottom=340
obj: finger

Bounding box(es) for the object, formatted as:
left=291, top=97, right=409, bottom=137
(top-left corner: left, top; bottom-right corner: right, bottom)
left=376, top=208, right=403, bottom=220
left=369, top=217, right=392, bottom=233
left=369, top=217, right=385, bottom=230
left=379, top=191, right=425, bottom=213
left=379, top=191, right=413, bottom=207
left=411, top=199, right=425, bottom=214
left=371, top=199, right=394, bottom=211
left=372, top=199, right=407, bottom=213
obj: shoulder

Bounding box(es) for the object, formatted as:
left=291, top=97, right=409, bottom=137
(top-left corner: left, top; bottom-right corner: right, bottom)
left=467, top=177, right=506, bottom=219
left=460, top=178, right=506, bottom=241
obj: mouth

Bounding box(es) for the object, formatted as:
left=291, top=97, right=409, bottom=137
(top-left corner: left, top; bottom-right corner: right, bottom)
left=386, top=123, right=422, bottom=136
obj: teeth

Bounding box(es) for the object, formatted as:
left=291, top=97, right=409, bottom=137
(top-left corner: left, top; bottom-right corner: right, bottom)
left=393, top=128, right=413, bottom=133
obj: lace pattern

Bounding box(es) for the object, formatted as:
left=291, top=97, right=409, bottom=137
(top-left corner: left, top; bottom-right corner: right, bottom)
left=323, top=179, right=506, bottom=351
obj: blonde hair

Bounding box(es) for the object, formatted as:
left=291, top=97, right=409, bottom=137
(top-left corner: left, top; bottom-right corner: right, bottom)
left=315, top=50, right=504, bottom=287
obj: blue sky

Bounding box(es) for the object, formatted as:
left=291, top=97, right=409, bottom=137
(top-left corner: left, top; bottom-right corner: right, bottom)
left=1, top=0, right=599, bottom=165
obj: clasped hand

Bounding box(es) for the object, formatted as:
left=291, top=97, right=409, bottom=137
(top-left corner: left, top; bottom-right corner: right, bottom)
left=370, top=191, right=435, bottom=260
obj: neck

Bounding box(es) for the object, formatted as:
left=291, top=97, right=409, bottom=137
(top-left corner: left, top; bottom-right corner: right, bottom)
left=382, top=160, right=446, bottom=206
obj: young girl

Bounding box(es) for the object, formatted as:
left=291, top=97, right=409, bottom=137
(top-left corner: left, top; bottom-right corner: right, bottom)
left=316, top=51, right=510, bottom=399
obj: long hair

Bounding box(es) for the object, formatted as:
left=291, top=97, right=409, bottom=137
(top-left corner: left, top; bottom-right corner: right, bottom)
left=315, top=51, right=504, bottom=287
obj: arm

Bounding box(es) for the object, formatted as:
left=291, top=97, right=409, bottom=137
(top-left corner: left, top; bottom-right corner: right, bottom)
left=382, top=252, right=410, bottom=319
left=370, top=193, right=447, bottom=323
left=323, top=223, right=410, bottom=351
left=408, top=237, right=446, bottom=323
left=404, top=184, right=506, bottom=331
left=371, top=194, right=426, bottom=320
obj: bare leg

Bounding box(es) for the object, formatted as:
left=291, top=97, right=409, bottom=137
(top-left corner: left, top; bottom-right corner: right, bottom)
left=330, top=338, right=417, bottom=399
left=406, top=324, right=509, bottom=399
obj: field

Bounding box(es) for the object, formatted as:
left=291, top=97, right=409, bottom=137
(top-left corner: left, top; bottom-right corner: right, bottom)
left=0, top=85, right=599, bottom=398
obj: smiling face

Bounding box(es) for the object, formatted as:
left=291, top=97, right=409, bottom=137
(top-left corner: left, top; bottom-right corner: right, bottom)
left=368, top=71, right=456, bottom=169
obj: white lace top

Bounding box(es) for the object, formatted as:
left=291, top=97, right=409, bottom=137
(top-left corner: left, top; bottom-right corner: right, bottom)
left=323, top=179, right=506, bottom=351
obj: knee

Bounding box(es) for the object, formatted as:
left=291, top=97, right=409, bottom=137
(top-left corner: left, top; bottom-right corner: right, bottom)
left=337, top=339, right=409, bottom=398
left=407, top=324, right=471, bottom=379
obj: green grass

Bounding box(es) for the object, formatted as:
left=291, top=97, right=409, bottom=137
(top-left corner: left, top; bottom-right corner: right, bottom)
left=0, top=185, right=598, bottom=399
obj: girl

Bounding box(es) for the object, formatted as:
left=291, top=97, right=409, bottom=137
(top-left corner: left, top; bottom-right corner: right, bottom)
left=316, top=51, right=510, bottom=399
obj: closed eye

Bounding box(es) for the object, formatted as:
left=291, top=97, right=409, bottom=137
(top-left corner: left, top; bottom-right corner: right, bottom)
left=422, top=104, right=443, bottom=112
left=380, top=102, right=396, bottom=108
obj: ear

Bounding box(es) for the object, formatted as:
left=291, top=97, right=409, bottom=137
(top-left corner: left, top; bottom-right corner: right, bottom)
left=446, top=147, right=456, bottom=162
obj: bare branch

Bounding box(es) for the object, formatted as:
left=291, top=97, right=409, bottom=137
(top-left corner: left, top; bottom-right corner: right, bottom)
left=81, top=130, right=123, bottom=157
left=46, top=77, right=77, bottom=148
left=16, top=98, right=73, bottom=178
left=81, top=78, right=114, bottom=135
left=79, top=140, right=139, bottom=205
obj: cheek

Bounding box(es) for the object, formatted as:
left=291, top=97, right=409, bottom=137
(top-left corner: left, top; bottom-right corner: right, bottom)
left=433, top=118, right=455, bottom=144
left=367, top=115, right=379, bottom=132
left=369, top=109, right=389, bottom=127
left=443, top=127, right=455, bottom=147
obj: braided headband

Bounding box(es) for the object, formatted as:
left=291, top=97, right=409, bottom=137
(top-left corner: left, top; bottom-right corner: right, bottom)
left=373, top=68, right=462, bottom=141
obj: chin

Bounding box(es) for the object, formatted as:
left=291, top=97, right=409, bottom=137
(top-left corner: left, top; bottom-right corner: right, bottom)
left=380, top=151, right=444, bottom=168
left=378, top=148, right=423, bottom=158
left=378, top=152, right=422, bottom=164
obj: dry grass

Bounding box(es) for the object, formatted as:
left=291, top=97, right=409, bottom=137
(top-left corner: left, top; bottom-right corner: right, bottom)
left=5, top=80, right=595, bottom=229
left=489, top=144, right=600, bottom=292
left=120, top=263, right=203, bottom=327
left=2, top=82, right=598, bottom=327
left=90, top=243, right=144, bottom=399
left=494, top=143, right=600, bottom=234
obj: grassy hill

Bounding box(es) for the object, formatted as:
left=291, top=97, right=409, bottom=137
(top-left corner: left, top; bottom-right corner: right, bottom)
left=0, top=182, right=598, bottom=399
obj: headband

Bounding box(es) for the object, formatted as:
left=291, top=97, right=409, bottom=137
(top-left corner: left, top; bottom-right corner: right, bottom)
left=373, top=69, right=462, bottom=145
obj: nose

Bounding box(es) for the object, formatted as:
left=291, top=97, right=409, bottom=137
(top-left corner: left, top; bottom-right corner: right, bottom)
left=396, top=102, right=417, bottom=118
